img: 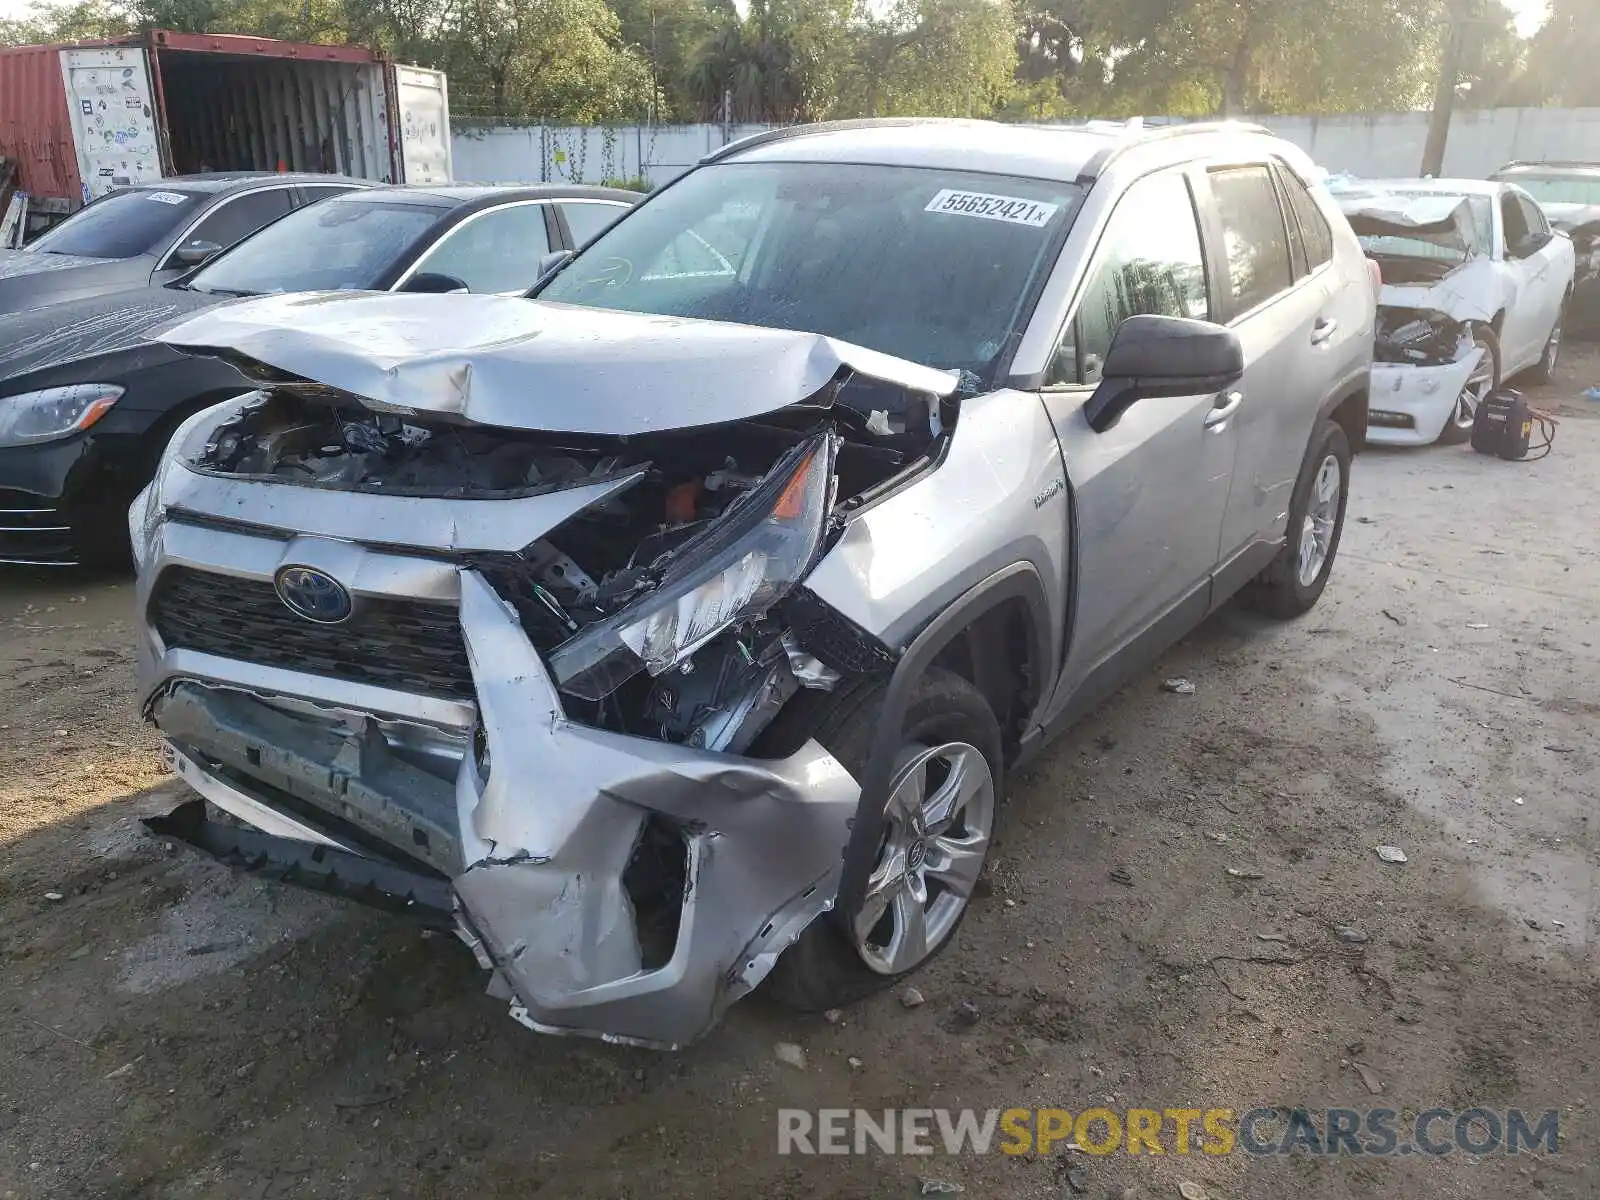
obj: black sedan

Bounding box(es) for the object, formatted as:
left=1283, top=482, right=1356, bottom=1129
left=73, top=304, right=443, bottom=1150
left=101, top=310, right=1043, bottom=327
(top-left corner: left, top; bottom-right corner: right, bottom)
left=0, top=172, right=372, bottom=316
left=0, top=183, right=639, bottom=565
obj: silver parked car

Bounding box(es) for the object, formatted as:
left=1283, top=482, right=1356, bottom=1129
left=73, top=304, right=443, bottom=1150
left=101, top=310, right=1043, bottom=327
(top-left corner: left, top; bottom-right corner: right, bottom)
left=130, top=119, right=1374, bottom=1047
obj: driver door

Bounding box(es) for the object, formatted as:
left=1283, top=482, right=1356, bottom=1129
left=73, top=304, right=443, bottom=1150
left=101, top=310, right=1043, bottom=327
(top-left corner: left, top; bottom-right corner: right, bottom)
left=1039, top=166, right=1237, bottom=713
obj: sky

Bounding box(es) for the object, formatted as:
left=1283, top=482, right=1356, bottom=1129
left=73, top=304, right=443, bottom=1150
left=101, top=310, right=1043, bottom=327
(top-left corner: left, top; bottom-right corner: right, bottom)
left=0, top=0, right=1555, bottom=38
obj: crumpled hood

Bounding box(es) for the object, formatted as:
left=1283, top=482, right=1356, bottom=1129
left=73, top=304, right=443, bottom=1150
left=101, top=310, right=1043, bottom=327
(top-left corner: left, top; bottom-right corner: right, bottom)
left=155, top=291, right=960, bottom=436
left=0, top=249, right=116, bottom=279
left=0, top=286, right=225, bottom=383
left=1337, top=192, right=1480, bottom=255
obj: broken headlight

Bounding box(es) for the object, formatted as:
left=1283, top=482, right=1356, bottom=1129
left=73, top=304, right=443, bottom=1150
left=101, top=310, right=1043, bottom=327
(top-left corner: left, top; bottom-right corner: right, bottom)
left=549, top=431, right=838, bottom=701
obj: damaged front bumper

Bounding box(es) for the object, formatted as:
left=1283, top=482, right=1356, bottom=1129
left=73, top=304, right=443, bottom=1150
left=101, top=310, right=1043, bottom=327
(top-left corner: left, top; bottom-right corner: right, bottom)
left=134, top=466, right=862, bottom=1049
left=1366, top=354, right=1483, bottom=445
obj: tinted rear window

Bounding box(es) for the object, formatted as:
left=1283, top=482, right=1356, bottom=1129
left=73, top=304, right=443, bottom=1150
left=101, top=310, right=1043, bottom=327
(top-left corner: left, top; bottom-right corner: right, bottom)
left=29, top=188, right=205, bottom=259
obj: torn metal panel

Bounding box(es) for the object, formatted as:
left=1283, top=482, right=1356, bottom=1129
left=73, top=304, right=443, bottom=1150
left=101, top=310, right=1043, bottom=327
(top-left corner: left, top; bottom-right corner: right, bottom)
left=1339, top=193, right=1481, bottom=253
left=154, top=292, right=960, bottom=435
left=1366, top=353, right=1484, bottom=446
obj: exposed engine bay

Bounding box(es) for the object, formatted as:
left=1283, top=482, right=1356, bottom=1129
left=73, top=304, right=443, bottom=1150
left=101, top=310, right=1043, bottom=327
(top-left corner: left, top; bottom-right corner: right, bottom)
left=1374, top=308, right=1478, bottom=367
left=185, top=379, right=938, bottom=750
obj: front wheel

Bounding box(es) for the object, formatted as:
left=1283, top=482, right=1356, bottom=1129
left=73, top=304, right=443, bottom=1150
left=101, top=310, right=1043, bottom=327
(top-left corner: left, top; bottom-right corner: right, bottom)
left=1244, top=419, right=1351, bottom=620
left=1527, top=306, right=1564, bottom=385
left=1439, top=325, right=1500, bottom=444
left=756, top=668, right=1003, bottom=1012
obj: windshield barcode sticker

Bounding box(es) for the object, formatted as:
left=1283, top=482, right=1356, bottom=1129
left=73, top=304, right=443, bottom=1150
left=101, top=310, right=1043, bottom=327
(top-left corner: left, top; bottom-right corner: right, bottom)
left=146, top=191, right=188, bottom=205
left=925, top=189, right=1058, bottom=227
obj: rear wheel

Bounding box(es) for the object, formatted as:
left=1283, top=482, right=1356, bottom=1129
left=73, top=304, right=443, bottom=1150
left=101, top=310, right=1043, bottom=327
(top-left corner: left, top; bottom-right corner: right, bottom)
left=1438, top=325, right=1499, bottom=444
left=757, top=668, right=1002, bottom=1012
left=1244, top=419, right=1351, bottom=620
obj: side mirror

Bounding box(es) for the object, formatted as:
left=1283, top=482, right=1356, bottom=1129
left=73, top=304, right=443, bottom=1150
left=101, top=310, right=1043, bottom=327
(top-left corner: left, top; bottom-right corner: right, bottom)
left=529, top=249, right=573, bottom=292
left=172, top=239, right=223, bottom=267
left=401, top=272, right=470, bottom=295
left=1084, top=314, right=1245, bottom=434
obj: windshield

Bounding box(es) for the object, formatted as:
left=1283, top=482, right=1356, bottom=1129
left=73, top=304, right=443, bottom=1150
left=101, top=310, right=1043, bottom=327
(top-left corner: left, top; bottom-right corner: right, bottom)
left=186, top=197, right=447, bottom=296
left=1503, top=176, right=1600, bottom=206
left=538, top=162, right=1083, bottom=378
left=28, top=188, right=204, bottom=259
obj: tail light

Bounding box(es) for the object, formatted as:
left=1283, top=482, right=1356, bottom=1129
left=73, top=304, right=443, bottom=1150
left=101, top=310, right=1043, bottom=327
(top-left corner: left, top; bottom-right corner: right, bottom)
left=1367, top=258, right=1383, bottom=296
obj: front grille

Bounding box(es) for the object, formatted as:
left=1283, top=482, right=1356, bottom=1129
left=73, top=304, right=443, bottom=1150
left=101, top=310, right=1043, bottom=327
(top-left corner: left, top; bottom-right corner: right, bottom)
left=150, top=567, right=474, bottom=700
left=0, top=490, right=77, bottom=565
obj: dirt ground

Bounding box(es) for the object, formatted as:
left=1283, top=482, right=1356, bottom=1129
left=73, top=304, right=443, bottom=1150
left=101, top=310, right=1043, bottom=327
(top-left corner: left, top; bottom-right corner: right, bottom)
left=3, top=347, right=1599, bottom=1200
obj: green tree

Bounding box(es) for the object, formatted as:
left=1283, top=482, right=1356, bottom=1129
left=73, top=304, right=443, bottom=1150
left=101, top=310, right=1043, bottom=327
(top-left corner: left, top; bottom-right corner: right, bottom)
left=1, top=0, right=133, bottom=44
left=1524, top=0, right=1600, bottom=105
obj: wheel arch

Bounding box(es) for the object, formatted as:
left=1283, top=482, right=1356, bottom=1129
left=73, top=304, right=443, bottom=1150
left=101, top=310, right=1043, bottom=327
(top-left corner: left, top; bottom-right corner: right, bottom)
left=835, top=562, right=1050, bottom=916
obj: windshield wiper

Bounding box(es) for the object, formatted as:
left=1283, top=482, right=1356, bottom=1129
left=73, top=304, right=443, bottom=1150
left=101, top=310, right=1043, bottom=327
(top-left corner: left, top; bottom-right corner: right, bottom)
left=187, top=285, right=259, bottom=298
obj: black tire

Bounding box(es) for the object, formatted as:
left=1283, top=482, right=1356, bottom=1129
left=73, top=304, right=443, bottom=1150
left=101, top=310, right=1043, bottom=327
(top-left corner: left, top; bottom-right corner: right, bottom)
left=1438, top=325, right=1500, bottom=445
left=1244, top=419, right=1351, bottom=620
left=754, top=667, right=1003, bottom=1013
left=1527, top=304, right=1564, bottom=385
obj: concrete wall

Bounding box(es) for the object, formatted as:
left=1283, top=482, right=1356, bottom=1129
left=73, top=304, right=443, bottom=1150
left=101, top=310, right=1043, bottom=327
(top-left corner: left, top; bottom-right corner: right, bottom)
left=451, top=108, right=1600, bottom=188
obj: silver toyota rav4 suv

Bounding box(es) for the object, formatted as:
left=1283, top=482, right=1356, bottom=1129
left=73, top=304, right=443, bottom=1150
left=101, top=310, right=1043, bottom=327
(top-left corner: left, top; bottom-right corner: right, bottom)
left=131, top=119, right=1374, bottom=1048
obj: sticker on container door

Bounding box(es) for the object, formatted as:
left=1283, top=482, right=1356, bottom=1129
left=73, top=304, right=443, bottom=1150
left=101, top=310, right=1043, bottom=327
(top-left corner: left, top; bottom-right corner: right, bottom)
left=924, top=189, right=1059, bottom=228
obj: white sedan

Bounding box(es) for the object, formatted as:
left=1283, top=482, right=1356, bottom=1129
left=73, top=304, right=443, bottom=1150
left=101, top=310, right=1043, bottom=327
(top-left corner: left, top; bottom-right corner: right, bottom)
left=1331, top=178, right=1574, bottom=445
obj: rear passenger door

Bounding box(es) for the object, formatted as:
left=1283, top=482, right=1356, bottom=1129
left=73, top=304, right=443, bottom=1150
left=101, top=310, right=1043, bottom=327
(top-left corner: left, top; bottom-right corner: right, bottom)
left=1041, top=166, right=1235, bottom=693
left=1195, top=162, right=1329, bottom=567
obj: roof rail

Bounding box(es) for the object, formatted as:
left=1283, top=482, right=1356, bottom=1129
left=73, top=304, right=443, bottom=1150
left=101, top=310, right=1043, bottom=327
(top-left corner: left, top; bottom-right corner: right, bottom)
left=1075, top=118, right=1274, bottom=182
left=1494, top=159, right=1600, bottom=171
left=699, top=118, right=972, bottom=166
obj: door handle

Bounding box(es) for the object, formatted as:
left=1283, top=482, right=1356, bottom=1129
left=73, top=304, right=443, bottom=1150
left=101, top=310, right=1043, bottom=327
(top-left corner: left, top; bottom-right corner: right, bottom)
left=1311, top=317, right=1339, bottom=345
left=1204, top=390, right=1243, bottom=429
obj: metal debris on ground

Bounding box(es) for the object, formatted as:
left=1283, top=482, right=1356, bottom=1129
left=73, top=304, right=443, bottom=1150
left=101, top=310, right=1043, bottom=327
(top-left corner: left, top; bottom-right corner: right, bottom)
left=1466, top=622, right=1490, bottom=630
left=900, top=985, right=926, bottom=1009
left=1178, top=1182, right=1210, bottom=1200
left=918, top=1180, right=964, bottom=1196
left=1381, top=609, right=1406, bottom=625
left=1109, top=865, right=1135, bottom=886
left=1513, top=796, right=1525, bottom=805
left=1353, top=1061, right=1383, bottom=1094
left=43, top=892, right=64, bottom=902
left=1375, top=845, right=1408, bottom=864
left=1225, top=867, right=1265, bottom=880
left=1162, top=678, right=1197, bottom=695
left=1335, top=926, right=1370, bottom=944
left=774, top=1042, right=807, bottom=1070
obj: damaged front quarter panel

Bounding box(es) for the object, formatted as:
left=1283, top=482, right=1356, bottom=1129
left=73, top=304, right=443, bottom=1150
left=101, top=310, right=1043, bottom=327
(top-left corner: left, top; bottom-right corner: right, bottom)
left=453, top=571, right=861, bottom=1047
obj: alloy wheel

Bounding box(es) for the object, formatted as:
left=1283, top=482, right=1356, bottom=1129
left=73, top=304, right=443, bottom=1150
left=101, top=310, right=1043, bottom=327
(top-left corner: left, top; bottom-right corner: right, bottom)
left=1296, top=453, right=1343, bottom=588
left=1452, top=335, right=1497, bottom=431
left=852, top=741, right=994, bottom=976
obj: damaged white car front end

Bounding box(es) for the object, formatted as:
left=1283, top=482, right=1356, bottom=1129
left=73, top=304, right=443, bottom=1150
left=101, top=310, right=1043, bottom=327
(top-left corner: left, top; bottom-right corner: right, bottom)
left=131, top=292, right=961, bottom=1048
left=1338, top=191, right=1495, bottom=445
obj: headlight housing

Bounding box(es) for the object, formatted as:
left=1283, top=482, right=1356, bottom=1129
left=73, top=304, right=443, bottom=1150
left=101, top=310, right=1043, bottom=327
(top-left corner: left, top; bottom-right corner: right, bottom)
left=549, top=431, right=839, bottom=701
left=0, top=384, right=123, bottom=448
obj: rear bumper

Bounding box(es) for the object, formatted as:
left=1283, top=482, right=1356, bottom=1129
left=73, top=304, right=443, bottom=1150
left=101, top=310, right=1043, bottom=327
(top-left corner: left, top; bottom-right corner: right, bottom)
left=136, top=509, right=861, bottom=1048
left=1365, top=356, right=1482, bottom=446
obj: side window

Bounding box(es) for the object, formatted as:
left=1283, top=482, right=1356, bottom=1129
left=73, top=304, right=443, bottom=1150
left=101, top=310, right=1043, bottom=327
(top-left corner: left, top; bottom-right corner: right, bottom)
left=1501, top=190, right=1531, bottom=254
left=1279, top=166, right=1334, bottom=270
left=1208, top=165, right=1294, bottom=315
left=1046, top=170, right=1210, bottom=386
left=1516, top=194, right=1549, bottom=238
left=418, top=204, right=552, bottom=293
left=180, top=189, right=295, bottom=256
left=561, top=201, right=629, bottom=248
left=296, top=184, right=362, bottom=209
